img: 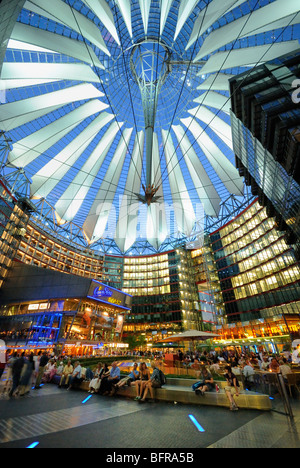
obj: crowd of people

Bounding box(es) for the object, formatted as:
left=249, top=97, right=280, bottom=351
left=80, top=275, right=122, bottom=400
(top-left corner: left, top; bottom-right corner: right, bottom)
left=0, top=350, right=83, bottom=397
left=183, top=347, right=299, bottom=411
left=86, top=361, right=164, bottom=403
left=1, top=345, right=299, bottom=410
left=0, top=349, right=166, bottom=404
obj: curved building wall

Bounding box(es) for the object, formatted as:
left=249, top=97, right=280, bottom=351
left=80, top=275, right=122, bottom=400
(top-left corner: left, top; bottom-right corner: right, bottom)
left=210, top=199, right=300, bottom=346
left=7, top=196, right=300, bottom=348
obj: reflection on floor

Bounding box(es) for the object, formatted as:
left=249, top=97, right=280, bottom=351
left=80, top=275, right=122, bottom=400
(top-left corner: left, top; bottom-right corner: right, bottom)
left=1, top=369, right=300, bottom=449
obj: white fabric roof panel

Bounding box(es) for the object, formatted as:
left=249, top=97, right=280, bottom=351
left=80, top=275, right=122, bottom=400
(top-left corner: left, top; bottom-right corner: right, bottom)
left=82, top=127, right=133, bottom=242
left=0, top=83, right=105, bottom=131
left=82, top=0, right=120, bottom=46
left=0, top=0, right=299, bottom=253
left=56, top=120, right=122, bottom=224
left=147, top=132, right=169, bottom=249
left=1, top=62, right=101, bottom=83
left=11, top=23, right=105, bottom=69
left=197, top=74, right=234, bottom=92
left=115, top=131, right=144, bottom=252
left=172, top=124, right=221, bottom=218
left=30, top=112, right=115, bottom=199
left=188, top=105, right=233, bottom=149
left=195, top=0, right=300, bottom=60
left=185, top=0, right=246, bottom=51
left=115, top=0, right=133, bottom=39
left=160, top=0, right=174, bottom=37
left=194, top=91, right=231, bottom=114
left=199, top=41, right=300, bottom=74
left=181, top=117, right=244, bottom=196
left=162, top=128, right=195, bottom=236
left=24, top=0, right=110, bottom=56
left=7, top=100, right=109, bottom=168
left=174, top=0, right=199, bottom=41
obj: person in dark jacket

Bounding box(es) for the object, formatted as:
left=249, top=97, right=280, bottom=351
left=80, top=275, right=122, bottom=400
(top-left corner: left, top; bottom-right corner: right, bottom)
left=9, top=352, right=25, bottom=397
left=35, top=352, right=49, bottom=389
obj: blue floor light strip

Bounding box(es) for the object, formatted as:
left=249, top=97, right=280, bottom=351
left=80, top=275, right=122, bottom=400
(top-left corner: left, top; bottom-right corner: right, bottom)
left=27, top=442, right=40, bottom=448
left=188, top=415, right=205, bottom=433
left=82, top=395, right=93, bottom=404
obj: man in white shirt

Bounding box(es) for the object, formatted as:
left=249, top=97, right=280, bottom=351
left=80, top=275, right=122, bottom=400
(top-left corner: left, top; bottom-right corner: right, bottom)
left=279, top=359, right=292, bottom=381
left=68, top=361, right=82, bottom=390
left=243, top=362, right=255, bottom=390
left=292, top=346, right=300, bottom=364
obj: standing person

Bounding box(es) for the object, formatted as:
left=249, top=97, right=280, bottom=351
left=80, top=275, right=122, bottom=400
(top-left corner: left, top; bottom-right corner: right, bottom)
left=0, top=349, right=8, bottom=381
left=224, top=366, right=240, bottom=411
left=9, top=352, right=25, bottom=397
left=32, top=351, right=41, bottom=387
left=4, top=352, right=17, bottom=394
left=292, top=345, right=300, bottom=364
left=19, top=353, right=35, bottom=396
left=35, top=352, right=49, bottom=389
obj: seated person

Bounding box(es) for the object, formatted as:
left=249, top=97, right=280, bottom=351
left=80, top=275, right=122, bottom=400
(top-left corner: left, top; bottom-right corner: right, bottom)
left=113, top=363, right=140, bottom=393
left=140, top=362, right=162, bottom=402
left=231, top=365, right=242, bottom=375
left=68, top=361, right=82, bottom=390
left=59, top=360, right=73, bottom=387
left=279, top=358, right=292, bottom=382
left=99, top=362, right=120, bottom=395
left=43, top=360, right=57, bottom=383
left=134, top=362, right=150, bottom=401
left=242, top=361, right=255, bottom=390
left=195, top=366, right=214, bottom=396
left=56, top=361, right=64, bottom=376
left=224, top=366, right=240, bottom=411
left=89, top=363, right=110, bottom=394
left=269, top=358, right=280, bottom=373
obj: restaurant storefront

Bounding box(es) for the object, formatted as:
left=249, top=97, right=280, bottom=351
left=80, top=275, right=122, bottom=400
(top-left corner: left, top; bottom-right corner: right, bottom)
left=0, top=262, right=132, bottom=356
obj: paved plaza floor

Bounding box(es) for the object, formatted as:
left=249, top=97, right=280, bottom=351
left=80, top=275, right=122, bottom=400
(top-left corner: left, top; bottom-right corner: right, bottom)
left=0, top=373, right=299, bottom=452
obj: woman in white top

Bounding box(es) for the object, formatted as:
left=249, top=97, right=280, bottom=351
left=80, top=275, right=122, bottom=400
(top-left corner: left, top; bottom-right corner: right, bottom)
left=89, top=363, right=110, bottom=394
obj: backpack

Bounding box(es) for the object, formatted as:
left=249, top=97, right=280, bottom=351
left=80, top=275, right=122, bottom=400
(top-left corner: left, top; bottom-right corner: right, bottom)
left=159, top=369, right=166, bottom=386
left=192, top=381, right=205, bottom=391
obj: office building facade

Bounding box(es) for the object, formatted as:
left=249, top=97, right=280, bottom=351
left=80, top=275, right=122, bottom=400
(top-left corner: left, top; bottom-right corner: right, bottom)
left=230, top=51, right=300, bottom=260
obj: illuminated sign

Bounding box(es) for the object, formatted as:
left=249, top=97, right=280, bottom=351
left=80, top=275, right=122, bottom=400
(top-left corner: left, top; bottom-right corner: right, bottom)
left=93, top=286, right=113, bottom=299
left=88, top=281, right=133, bottom=311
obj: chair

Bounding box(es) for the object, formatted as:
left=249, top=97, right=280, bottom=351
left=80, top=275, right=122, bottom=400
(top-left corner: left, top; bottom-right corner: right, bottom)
left=286, top=373, right=300, bottom=398
left=263, top=372, right=278, bottom=396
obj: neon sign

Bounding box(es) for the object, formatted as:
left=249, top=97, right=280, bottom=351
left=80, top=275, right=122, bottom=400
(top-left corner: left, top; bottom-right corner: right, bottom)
left=93, top=286, right=113, bottom=299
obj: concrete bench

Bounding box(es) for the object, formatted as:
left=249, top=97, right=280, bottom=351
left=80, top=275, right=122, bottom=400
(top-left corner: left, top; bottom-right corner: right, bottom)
left=76, top=377, right=272, bottom=411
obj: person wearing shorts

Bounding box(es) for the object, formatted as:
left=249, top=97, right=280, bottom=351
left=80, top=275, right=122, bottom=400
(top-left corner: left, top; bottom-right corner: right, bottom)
left=140, top=362, right=161, bottom=402
left=224, top=366, right=240, bottom=411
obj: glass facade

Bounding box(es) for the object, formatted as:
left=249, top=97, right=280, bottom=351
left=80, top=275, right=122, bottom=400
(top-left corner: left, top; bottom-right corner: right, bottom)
left=122, top=249, right=200, bottom=342
left=230, top=51, right=300, bottom=258
left=0, top=182, right=30, bottom=290
left=210, top=200, right=300, bottom=346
